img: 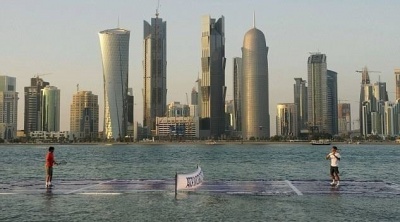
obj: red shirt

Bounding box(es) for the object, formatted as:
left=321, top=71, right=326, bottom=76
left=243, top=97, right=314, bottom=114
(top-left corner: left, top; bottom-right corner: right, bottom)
left=45, top=152, right=54, bottom=167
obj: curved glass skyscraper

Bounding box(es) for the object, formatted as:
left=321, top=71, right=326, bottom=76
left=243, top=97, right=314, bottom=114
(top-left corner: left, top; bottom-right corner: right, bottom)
left=99, top=28, right=130, bottom=140
left=241, top=26, right=270, bottom=139
left=41, top=86, right=60, bottom=132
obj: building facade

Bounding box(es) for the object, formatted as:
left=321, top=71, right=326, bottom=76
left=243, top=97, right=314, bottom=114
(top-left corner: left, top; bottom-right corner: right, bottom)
left=166, top=102, right=190, bottom=117
left=99, top=28, right=130, bottom=140
left=233, top=57, right=242, bottom=132
left=276, top=103, right=298, bottom=137
left=41, top=86, right=60, bottom=132
left=395, top=69, right=400, bottom=101
left=200, top=15, right=226, bottom=138
left=241, top=24, right=270, bottom=140
left=70, top=91, right=99, bottom=140
left=327, top=70, right=338, bottom=135
left=24, top=77, right=49, bottom=134
left=293, top=78, right=307, bottom=135
left=0, top=76, right=18, bottom=140
left=338, top=103, right=351, bottom=135
left=155, top=116, right=199, bottom=139
left=307, top=53, right=329, bottom=135
left=143, top=14, right=167, bottom=135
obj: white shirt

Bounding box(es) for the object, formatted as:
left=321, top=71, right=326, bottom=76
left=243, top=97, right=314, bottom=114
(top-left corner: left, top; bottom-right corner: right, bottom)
left=328, top=152, right=341, bottom=167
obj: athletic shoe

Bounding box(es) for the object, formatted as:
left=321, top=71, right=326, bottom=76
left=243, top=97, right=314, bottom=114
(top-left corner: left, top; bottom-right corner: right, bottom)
left=336, top=181, right=340, bottom=186
left=330, top=181, right=336, bottom=185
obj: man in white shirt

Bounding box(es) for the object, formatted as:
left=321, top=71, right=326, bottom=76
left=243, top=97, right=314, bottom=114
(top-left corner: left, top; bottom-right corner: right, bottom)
left=326, top=146, right=341, bottom=186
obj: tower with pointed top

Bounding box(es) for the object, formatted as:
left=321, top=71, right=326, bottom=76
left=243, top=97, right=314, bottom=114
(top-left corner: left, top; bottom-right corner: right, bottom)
left=143, top=10, right=167, bottom=136
left=241, top=17, right=270, bottom=140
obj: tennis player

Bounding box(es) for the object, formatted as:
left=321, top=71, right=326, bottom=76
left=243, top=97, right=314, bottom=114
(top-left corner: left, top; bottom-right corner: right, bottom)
left=45, top=146, right=58, bottom=188
left=326, top=146, right=341, bottom=186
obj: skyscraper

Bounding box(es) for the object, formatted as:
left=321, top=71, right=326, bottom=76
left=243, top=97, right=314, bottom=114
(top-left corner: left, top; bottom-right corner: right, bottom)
left=233, top=57, right=242, bottom=132
left=24, top=77, right=49, bottom=134
left=143, top=12, right=167, bottom=135
left=276, top=103, right=297, bottom=137
left=0, top=76, right=18, bottom=140
left=338, top=103, right=351, bottom=134
left=99, top=28, right=130, bottom=140
left=41, top=86, right=60, bottom=132
left=307, top=53, right=328, bottom=134
left=200, top=15, right=226, bottom=138
left=327, top=70, right=338, bottom=135
left=70, top=91, right=99, bottom=139
left=241, top=21, right=270, bottom=139
left=395, top=69, right=400, bottom=101
left=293, top=78, right=307, bottom=135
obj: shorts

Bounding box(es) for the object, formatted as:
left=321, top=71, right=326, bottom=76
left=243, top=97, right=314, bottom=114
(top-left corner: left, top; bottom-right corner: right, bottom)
left=46, top=167, right=53, bottom=176
left=330, top=166, right=339, bottom=176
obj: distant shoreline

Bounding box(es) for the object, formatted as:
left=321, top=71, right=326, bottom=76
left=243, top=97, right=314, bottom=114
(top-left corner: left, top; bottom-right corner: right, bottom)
left=1, top=141, right=399, bottom=146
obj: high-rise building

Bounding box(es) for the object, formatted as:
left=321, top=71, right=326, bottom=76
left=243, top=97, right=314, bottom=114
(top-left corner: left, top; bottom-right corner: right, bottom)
left=200, top=15, right=226, bottom=138
left=143, top=12, right=167, bottom=135
left=24, top=77, right=49, bottom=134
left=338, top=103, right=351, bottom=134
left=233, top=57, right=242, bottom=132
left=307, top=53, right=328, bottom=134
left=327, top=70, right=338, bottom=135
left=276, top=103, right=297, bottom=137
left=395, top=69, right=400, bottom=101
left=241, top=21, right=270, bottom=139
left=0, top=76, right=18, bottom=140
left=191, top=87, right=198, bottom=105
left=70, top=91, right=99, bottom=139
left=99, top=28, right=130, bottom=140
left=293, top=78, right=307, bottom=134
left=41, top=86, right=60, bottom=132
left=166, top=102, right=189, bottom=117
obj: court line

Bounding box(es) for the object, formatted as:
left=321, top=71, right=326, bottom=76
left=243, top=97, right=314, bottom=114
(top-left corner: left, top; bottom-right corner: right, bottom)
left=0, top=193, right=17, bottom=195
left=64, top=179, right=116, bottom=195
left=285, top=180, right=303, bottom=196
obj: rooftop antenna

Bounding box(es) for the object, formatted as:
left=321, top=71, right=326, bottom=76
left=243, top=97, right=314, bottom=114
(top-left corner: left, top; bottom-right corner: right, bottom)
left=156, top=0, right=160, bottom=18
left=253, top=11, right=256, bottom=28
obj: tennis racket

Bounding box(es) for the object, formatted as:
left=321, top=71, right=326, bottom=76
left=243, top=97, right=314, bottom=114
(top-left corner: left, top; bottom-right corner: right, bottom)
left=57, top=160, right=67, bottom=165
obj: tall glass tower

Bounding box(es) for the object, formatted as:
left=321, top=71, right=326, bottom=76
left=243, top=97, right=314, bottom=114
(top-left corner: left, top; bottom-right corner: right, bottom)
left=0, top=76, right=18, bottom=140
left=307, top=53, right=328, bottom=134
left=24, top=77, right=49, bottom=134
left=99, top=28, right=130, bottom=140
left=200, top=15, right=226, bottom=138
left=233, top=57, right=242, bottom=132
left=143, top=12, right=167, bottom=135
left=294, top=78, right=307, bottom=135
left=241, top=22, right=270, bottom=140
left=41, top=86, right=60, bottom=132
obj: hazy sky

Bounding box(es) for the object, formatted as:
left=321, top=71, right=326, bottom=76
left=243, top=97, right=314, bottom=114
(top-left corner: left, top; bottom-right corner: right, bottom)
left=1, top=0, right=399, bottom=135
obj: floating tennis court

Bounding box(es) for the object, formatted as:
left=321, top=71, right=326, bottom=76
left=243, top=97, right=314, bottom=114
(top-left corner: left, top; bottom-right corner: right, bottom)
left=1, top=179, right=399, bottom=197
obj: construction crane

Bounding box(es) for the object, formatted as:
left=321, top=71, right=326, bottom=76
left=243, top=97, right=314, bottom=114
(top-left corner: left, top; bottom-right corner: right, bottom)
left=355, top=66, right=381, bottom=85
left=34, top=73, right=52, bottom=78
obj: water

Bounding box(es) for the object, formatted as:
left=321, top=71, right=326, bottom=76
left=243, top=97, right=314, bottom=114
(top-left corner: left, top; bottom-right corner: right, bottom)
left=1, top=143, right=399, bottom=221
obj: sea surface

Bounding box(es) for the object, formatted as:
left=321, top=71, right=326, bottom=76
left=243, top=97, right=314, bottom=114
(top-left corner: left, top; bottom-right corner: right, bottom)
left=1, top=143, right=399, bottom=221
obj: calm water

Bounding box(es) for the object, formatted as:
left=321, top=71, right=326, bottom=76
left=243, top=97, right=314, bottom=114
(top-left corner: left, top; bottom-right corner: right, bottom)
left=1, top=143, right=399, bottom=221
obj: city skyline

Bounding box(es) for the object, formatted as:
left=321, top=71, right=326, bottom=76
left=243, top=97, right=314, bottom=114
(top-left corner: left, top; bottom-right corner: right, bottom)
left=1, top=1, right=399, bottom=135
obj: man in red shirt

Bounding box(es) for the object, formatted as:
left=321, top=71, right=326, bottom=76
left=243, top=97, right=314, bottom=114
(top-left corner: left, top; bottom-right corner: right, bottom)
left=45, top=146, right=57, bottom=188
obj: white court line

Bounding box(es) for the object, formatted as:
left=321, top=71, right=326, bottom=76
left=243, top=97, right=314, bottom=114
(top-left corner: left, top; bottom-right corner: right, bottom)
left=64, top=179, right=116, bottom=195
left=285, top=180, right=303, bottom=196
left=0, top=193, right=17, bottom=195
left=80, top=193, right=122, bottom=195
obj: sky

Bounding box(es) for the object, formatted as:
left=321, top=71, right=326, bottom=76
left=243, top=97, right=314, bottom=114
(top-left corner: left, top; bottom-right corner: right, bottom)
left=1, top=0, right=399, bottom=135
